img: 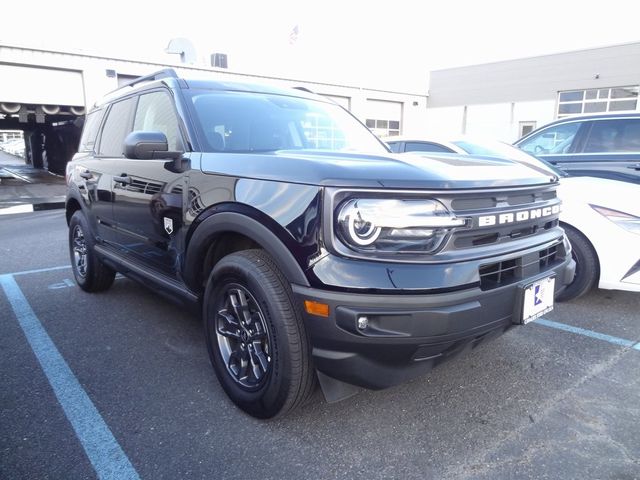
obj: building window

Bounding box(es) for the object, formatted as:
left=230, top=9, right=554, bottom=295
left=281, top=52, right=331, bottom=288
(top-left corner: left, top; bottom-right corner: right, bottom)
left=519, top=121, right=537, bottom=138
left=557, top=86, right=639, bottom=117
left=366, top=119, right=400, bottom=137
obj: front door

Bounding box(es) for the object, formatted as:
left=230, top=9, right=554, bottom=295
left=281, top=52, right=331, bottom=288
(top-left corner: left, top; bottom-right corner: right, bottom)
left=110, top=90, right=187, bottom=277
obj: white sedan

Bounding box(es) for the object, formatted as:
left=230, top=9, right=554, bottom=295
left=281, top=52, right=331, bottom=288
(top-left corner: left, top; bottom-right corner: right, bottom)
left=387, top=137, right=640, bottom=300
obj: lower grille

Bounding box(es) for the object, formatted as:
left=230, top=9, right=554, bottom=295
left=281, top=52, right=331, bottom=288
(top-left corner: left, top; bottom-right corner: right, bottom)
left=479, top=259, right=518, bottom=290
left=479, top=242, right=564, bottom=291
left=539, top=244, right=558, bottom=269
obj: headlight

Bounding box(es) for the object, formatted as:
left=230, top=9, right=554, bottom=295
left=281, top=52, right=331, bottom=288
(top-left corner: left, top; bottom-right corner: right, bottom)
left=590, top=205, right=640, bottom=235
left=336, top=198, right=467, bottom=254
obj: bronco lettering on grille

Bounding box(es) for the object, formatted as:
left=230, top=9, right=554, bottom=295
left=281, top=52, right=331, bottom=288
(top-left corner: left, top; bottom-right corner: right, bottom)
left=478, top=205, right=560, bottom=227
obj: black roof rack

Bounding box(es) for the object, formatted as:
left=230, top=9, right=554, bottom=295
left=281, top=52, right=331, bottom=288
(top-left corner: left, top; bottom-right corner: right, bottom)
left=120, top=68, right=179, bottom=89
left=101, top=69, right=180, bottom=99
left=293, top=86, right=314, bottom=94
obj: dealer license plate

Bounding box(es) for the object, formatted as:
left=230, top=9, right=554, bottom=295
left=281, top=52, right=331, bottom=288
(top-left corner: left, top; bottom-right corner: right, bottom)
left=522, top=276, right=555, bottom=324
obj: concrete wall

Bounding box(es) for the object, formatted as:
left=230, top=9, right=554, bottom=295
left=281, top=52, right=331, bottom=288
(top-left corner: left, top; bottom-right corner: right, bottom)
left=427, top=99, right=557, bottom=141
left=428, top=42, right=640, bottom=108
left=426, top=42, right=640, bottom=141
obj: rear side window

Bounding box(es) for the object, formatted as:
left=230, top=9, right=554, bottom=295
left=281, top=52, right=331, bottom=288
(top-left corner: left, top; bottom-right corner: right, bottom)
left=78, top=109, right=105, bottom=153
left=405, top=142, right=455, bottom=153
left=133, top=91, right=184, bottom=152
left=583, top=119, right=640, bottom=153
left=518, top=122, right=581, bottom=155
left=98, top=97, right=135, bottom=157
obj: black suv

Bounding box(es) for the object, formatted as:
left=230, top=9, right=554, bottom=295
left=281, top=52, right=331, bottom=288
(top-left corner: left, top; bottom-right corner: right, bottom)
left=515, top=113, right=640, bottom=184
left=66, top=69, right=575, bottom=418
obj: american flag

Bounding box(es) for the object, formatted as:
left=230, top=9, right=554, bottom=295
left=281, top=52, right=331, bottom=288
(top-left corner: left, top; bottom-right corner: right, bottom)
left=289, top=25, right=299, bottom=45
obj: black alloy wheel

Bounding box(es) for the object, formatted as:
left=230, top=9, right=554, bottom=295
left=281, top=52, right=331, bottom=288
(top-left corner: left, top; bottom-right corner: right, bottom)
left=215, top=284, right=272, bottom=389
left=204, top=249, right=316, bottom=419
left=68, top=211, right=115, bottom=292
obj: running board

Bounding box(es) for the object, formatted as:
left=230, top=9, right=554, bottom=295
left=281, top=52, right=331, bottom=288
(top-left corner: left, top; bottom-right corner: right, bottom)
left=94, top=244, right=199, bottom=305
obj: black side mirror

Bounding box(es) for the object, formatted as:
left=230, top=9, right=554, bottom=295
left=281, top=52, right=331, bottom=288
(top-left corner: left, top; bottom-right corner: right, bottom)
left=124, top=131, right=183, bottom=160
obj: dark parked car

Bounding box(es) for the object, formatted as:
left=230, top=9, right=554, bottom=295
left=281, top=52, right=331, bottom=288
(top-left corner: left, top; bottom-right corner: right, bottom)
left=66, top=69, right=574, bottom=418
left=514, top=113, right=640, bottom=184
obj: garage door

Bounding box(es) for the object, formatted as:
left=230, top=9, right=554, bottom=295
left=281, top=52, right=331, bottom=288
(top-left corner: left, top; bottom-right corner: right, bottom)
left=0, top=65, right=84, bottom=106
left=365, top=99, right=402, bottom=137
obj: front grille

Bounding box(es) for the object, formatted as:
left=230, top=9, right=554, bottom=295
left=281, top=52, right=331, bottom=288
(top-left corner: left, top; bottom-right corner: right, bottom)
left=479, top=241, right=564, bottom=291
left=445, top=186, right=560, bottom=251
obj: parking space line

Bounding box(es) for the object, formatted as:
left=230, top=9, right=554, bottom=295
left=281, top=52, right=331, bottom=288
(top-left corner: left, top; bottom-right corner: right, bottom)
left=0, top=274, right=140, bottom=480
left=9, top=265, right=70, bottom=277
left=535, top=318, right=640, bottom=350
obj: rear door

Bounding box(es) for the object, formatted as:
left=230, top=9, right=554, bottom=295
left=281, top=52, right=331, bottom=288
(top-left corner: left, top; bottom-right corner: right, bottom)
left=109, top=89, right=187, bottom=277
left=561, top=118, right=640, bottom=184
left=72, top=98, right=137, bottom=245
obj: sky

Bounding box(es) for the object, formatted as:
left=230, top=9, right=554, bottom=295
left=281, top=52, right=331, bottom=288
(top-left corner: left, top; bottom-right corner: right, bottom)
left=2, top=0, right=640, bottom=93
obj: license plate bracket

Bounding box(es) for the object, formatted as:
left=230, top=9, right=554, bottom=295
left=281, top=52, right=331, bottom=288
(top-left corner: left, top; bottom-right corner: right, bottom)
left=520, top=276, right=555, bottom=324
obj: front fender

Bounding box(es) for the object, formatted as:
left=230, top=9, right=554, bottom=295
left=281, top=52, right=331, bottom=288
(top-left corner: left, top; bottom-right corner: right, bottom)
left=183, top=208, right=312, bottom=291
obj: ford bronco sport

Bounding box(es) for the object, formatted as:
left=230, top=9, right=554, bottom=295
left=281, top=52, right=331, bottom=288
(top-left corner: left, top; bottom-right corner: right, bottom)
left=66, top=69, right=575, bottom=418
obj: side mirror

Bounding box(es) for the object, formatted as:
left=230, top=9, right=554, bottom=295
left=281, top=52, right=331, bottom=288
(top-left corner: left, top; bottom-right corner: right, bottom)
left=124, top=131, right=182, bottom=160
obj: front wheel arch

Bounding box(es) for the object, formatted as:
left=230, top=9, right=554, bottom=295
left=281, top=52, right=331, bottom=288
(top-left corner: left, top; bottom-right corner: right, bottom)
left=184, top=211, right=311, bottom=293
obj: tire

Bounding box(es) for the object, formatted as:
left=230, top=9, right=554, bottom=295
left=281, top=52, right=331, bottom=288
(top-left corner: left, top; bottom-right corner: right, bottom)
left=68, top=211, right=116, bottom=292
left=203, top=249, right=315, bottom=419
left=556, top=224, right=599, bottom=302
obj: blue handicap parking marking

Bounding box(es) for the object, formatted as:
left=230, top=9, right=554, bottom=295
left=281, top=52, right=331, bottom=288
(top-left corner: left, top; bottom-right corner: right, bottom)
left=535, top=317, right=640, bottom=351
left=0, top=273, right=140, bottom=480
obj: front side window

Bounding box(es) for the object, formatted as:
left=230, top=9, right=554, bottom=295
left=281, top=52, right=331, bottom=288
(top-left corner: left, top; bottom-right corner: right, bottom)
left=189, top=91, right=387, bottom=154
left=133, top=91, right=183, bottom=151
left=518, top=122, right=581, bottom=155
left=98, top=98, right=135, bottom=157
left=583, top=119, right=640, bottom=153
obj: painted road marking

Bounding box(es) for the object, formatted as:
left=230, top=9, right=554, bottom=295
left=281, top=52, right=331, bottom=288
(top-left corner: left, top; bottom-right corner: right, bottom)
left=9, top=265, right=71, bottom=276
left=536, top=318, right=640, bottom=351
left=0, top=274, right=140, bottom=480
left=48, top=278, right=76, bottom=290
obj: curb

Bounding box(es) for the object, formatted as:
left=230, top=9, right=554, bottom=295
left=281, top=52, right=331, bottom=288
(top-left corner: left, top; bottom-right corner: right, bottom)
left=0, top=200, right=66, bottom=215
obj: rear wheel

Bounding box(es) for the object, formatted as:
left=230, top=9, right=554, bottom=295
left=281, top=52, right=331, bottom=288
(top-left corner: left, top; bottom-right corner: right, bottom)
left=68, top=211, right=115, bottom=292
left=203, top=249, right=315, bottom=419
left=556, top=224, right=599, bottom=301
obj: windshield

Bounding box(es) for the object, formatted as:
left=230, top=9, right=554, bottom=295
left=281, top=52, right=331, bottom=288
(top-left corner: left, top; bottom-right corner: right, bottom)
left=453, top=139, right=567, bottom=177
left=188, top=90, right=388, bottom=154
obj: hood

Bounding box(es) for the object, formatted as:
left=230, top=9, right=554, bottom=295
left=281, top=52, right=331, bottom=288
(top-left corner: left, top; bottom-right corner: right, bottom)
left=199, top=150, right=558, bottom=189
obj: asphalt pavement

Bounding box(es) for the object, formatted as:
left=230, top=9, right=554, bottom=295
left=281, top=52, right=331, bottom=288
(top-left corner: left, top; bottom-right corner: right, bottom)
left=1, top=210, right=639, bottom=479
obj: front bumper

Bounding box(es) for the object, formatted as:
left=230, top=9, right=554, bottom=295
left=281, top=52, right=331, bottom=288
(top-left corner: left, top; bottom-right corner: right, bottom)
left=294, top=254, right=575, bottom=390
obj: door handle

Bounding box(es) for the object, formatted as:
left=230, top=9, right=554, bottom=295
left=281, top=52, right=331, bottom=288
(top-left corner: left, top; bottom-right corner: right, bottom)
left=79, top=171, right=93, bottom=179
left=627, top=164, right=640, bottom=171
left=113, top=174, right=132, bottom=185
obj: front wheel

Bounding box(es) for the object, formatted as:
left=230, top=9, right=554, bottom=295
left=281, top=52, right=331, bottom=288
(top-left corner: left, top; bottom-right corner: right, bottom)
left=556, top=224, right=599, bottom=301
left=203, top=250, right=315, bottom=419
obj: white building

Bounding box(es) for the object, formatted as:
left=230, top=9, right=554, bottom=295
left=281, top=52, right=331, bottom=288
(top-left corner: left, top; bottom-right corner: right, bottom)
left=0, top=42, right=427, bottom=136
left=426, top=42, right=640, bottom=142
